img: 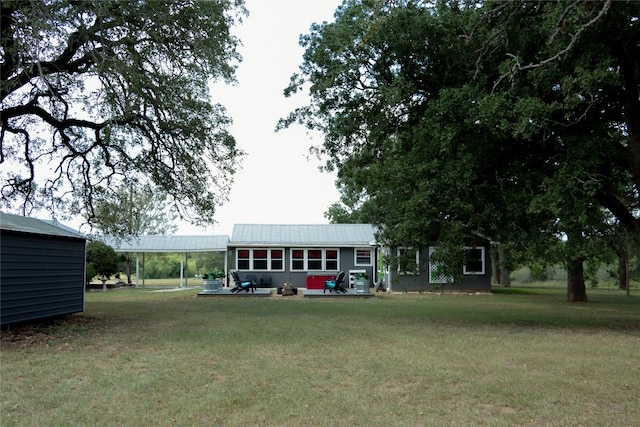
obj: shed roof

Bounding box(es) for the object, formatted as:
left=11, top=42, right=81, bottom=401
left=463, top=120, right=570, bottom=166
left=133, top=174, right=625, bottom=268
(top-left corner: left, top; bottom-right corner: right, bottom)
left=0, top=212, right=85, bottom=240
left=230, top=224, right=377, bottom=247
left=104, top=234, right=229, bottom=253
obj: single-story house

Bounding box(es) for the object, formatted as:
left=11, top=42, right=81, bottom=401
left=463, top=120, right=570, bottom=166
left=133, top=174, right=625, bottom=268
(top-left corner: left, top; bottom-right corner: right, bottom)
left=228, top=224, right=378, bottom=289
left=229, top=224, right=491, bottom=292
left=1, top=212, right=87, bottom=326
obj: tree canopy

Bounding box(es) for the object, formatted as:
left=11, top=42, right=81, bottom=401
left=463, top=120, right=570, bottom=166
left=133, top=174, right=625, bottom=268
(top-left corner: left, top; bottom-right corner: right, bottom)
left=91, top=184, right=178, bottom=238
left=280, top=0, right=639, bottom=301
left=85, top=239, right=118, bottom=283
left=1, top=0, right=247, bottom=226
left=90, top=184, right=179, bottom=284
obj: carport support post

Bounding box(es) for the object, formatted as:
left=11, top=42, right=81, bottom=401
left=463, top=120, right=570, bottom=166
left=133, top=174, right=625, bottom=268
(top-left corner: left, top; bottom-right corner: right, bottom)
left=135, top=255, right=139, bottom=288
left=179, top=253, right=184, bottom=288
left=224, top=250, right=228, bottom=288
left=184, top=252, right=189, bottom=288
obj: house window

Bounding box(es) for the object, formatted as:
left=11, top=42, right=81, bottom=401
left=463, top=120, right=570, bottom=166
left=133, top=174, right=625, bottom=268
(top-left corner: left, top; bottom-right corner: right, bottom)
left=290, top=249, right=340, bottom=271
left=354, top=248, right=373, bottom=266
left=397, top=248, right=419, bottom=275
left=308, top=249, right=323, bottom=270
left=292, top=250, right=304, bottom=270
left=326, top=250, right=338, bottom=270
left=236, top=248, right=285, bottom=271
left=253, top=250, right=268, bottom=270
left=463, top=247, right=485, bottom=275
left=271, top=250, right=283, bottom=270
left=237, top=250, right=250, bottom=270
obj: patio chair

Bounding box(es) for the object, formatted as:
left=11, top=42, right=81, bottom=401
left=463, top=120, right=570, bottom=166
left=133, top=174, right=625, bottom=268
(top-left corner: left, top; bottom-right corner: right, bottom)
left=324, top=271, right=347, bottom=293
left=259, top=274, right=272, bottom=288
left=230, top=271, right=257, bottom=293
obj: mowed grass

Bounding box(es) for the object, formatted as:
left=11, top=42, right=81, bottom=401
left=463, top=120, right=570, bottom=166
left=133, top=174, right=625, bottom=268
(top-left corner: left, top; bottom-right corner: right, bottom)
left=1, top=284, right=639, bottom=426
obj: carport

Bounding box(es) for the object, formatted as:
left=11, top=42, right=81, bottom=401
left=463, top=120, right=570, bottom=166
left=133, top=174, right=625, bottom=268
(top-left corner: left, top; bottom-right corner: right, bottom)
left=105, top=235, right=230, bottom=288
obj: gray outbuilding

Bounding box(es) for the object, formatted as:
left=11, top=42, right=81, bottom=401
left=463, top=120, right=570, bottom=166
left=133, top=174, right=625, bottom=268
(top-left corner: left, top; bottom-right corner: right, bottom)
left=1, top=212, right=87, bottom=326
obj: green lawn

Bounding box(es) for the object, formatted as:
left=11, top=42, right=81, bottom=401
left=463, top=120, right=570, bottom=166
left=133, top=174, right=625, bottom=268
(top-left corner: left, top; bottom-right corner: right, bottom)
left=1, top=284, right=639, bottom=426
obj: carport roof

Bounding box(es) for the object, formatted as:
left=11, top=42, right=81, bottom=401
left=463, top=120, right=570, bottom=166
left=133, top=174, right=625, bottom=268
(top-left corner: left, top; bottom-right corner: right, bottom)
left=104, top=234, right=229, bottom=253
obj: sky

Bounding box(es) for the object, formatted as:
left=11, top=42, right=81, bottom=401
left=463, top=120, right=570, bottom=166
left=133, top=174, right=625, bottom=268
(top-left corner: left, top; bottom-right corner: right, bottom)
left=177, top=0, right=344, bottom=236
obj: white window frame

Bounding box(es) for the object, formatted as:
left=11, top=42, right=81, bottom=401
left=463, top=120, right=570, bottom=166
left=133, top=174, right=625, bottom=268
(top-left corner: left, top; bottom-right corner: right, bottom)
left=463, top=246, right=485, bottom=275
left=397, top=247, right=419, bottom=276
left=290, top=248, right=340, bottom=272
left=354, top=248, right=373, bottom=266
left=236, top=248, right=285, bottom=272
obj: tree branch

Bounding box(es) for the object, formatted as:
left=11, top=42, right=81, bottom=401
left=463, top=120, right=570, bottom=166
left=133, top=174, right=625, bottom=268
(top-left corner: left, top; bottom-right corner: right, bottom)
left=492, top=0, right=612, bottom=92
left=595, top=191, right=639, bottom=233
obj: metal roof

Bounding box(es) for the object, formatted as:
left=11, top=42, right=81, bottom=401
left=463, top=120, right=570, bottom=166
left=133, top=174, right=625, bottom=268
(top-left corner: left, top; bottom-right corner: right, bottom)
left=1, top=214, right=376, bottom=251
left=230, top=224, right=377, bottom=247
left=104, top=234, right=229, bottom=253
left=0, top=212, right=85, bottom=240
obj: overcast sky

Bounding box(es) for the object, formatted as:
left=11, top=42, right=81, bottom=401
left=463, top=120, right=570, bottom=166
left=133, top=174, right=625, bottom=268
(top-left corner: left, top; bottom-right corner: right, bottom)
left=176, top=0, right=344, bottom=236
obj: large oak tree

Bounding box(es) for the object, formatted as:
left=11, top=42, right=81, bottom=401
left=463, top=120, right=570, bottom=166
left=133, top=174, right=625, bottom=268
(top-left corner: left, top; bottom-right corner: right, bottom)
left=280, top=0, right=639, bottom=301
left=1, top=0, right=247, bottom=226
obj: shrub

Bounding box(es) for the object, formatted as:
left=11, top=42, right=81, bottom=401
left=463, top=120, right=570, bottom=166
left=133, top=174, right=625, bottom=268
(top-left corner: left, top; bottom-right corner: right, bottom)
left=529, top=263, right=549, bottom=281
left=86, top=240, right=118, bottom=281
left=202, top=269, right=225, bottom=279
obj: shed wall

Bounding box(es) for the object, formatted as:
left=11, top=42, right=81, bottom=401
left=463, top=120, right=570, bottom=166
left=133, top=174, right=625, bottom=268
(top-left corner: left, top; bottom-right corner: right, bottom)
left=1, top=230, right=86, bottom=325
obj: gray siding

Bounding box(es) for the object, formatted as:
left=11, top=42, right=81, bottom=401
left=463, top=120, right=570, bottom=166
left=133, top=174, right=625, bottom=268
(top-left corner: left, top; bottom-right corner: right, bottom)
left=1, top=230, right=86, bottom=326
left=228, top=224, right=377, bottom=288
left=386, top=244, right=492, bottom=292
left=230, top=247, right=376, bottom=289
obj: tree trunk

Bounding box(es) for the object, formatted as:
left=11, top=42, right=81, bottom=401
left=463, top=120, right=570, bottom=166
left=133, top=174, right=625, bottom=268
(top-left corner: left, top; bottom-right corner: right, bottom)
left=498, top=245, right=511, bottom=287
left=567, top=259, right=588, bottom=302
left=125, top=253, right=133, bottom=284
left=609, top=26, right=640, bottom=233
left=490, top=244, right=500, bottom=285
left=616, top=244, right=629, bottom=291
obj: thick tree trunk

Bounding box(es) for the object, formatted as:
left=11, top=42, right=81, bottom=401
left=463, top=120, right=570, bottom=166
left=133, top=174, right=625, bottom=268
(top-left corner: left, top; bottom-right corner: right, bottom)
left=498, top=246, right=511, bottom=287
left=616, top=248, right=629, bottom=291
left=567, top=259, right=588, bottom=302
left=490, top=244, right=500, bottom=285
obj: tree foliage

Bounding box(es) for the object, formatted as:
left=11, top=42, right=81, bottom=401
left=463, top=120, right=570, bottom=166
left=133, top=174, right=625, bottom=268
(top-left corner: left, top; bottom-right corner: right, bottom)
left=281, top=0, right=639, bottom=301
left=91, top=184, right=178, bottom=238
left=90, top=184, right=179, bottom=284
left=86, top=239, right=118, bottom=281
left=191, top=251, right=226, bottom=276
left=1, top=0, right=247, bottom=226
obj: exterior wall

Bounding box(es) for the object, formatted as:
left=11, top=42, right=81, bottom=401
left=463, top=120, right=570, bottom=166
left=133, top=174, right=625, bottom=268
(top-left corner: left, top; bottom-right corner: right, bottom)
left=229, top=246, right=376, bottom=289
left=1, top=230, right=86, bottom=326
left=385, top=243, right=492, bottom=292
